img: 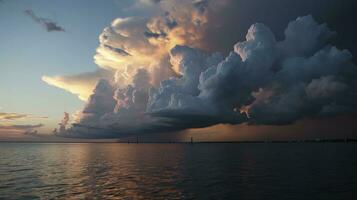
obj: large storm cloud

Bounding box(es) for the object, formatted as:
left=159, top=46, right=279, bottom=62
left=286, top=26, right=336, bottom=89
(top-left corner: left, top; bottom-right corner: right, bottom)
left=54, top=12, right=357, bottom=138
left=35, top=0, right=357, bottom=138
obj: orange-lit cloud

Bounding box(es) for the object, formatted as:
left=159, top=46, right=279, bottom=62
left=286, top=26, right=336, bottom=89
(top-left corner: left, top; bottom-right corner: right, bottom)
left=42, top=0, right=228, bottom=100
left=42, top=69, right=113, bottom=101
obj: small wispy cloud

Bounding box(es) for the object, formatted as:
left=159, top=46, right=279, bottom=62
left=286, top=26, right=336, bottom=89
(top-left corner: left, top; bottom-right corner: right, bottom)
left=0, top=124, right=43, bottom=130
left=24, top=9, right=65, bottom=32
left=0, top=112, right=47, bottom=120
left=23, top=129, right=41, bottom=137
left=0, top=112, right=27, bottom=120
left=0, top=123, right=44, bottom=136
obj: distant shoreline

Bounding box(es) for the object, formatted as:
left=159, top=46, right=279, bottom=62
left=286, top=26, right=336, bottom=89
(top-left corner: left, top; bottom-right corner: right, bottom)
left=0, top=138, right=357, bottom=144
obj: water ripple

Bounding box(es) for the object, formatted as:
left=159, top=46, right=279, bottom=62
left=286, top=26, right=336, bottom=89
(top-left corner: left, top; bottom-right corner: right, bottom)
left=0, top=143, right=356, bottom=199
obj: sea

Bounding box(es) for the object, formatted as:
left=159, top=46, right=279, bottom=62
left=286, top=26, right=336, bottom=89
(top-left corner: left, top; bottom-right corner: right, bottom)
left=0, top=143, right=356, bottom=199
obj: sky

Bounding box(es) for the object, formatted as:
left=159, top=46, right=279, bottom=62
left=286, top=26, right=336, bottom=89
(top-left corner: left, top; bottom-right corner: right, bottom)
left=1, top=0, right=357, bottom=141
left=0, top=0, right=130, bottom=137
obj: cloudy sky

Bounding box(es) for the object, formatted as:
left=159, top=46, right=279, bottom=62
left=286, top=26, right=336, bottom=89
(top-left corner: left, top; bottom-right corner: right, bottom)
left=1, top=0, right=357, bottom=141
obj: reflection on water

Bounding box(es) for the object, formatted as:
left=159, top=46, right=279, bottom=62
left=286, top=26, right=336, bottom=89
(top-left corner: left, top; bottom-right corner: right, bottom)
left=0, top=143, right=357, bottom=199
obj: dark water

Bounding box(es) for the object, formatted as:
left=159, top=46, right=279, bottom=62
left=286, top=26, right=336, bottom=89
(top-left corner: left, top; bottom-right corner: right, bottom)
left=0, top=143, right=356, bottom=200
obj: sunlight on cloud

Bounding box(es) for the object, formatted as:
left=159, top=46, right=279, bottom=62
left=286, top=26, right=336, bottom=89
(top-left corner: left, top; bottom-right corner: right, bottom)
left=42, top=76, right=92, bottom=101
left=42, top=69, right=113, bottom=101
left=42, top=0, right=228, bottom=101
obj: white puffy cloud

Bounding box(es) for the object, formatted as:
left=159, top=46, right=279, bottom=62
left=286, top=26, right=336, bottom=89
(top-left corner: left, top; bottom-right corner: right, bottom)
left=147, top=45, right=223, bottom=113
left=278, top=15, right=336, bottom=57
left=78, top=79, right=116, bottom=125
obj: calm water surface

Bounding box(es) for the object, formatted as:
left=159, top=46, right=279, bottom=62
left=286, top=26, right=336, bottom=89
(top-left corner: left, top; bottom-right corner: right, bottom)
left=0, top=143, right=356, bottom=199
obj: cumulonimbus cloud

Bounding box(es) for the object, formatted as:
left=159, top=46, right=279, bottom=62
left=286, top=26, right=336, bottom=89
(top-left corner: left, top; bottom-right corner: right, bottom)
left=52, top=13, right=357, bottom=138
left=24, top=9, right=65, bottom=32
